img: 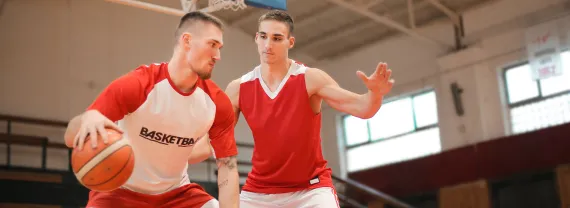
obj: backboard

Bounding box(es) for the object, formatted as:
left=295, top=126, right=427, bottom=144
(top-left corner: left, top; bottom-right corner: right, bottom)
left=196, top=0, right=287, bottom=12
left=245, top=0, right=287, bottom=11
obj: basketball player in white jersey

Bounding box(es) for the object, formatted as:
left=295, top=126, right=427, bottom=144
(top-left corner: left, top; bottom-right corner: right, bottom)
left=63, top=11, right=239, bottom=208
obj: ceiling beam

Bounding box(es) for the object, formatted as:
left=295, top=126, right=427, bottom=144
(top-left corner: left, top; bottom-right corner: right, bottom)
left=104, top=0, right=186, bottom=16
left=363, top=0, right=384, bottom=9
left=325, top=0, right=449, bottom=48
left=407, top=0, right=416, bottom=29
left=295, top=20, right=376, bottom=51
left=295, top=5, right=340, bottom=29
left=424, top=0, right=460, bottom=26
left=296, top=0, right=432, bottom=52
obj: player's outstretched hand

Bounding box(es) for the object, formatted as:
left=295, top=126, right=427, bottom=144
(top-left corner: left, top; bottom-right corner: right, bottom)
left=356, top=62, right=395, bottom=95
left=73, top=110, right=123, bottom=151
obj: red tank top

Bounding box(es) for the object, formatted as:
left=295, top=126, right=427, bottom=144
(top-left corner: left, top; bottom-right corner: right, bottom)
left=238, top=61, right=333, bottom=194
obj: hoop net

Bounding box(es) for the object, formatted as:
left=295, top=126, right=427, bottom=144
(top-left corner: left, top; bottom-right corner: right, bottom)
left=208, top=0, right=247, bottom=12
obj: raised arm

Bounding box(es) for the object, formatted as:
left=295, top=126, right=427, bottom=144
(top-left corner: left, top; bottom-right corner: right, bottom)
left=306, top=62, right=394, bottom=119
left=207, top=84, right=239, bottom=208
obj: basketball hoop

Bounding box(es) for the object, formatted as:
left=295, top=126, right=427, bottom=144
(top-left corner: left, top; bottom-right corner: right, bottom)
left=207, top=0, right=247, bottom=12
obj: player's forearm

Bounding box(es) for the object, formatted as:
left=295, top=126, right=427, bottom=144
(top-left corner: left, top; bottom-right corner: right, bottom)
left=216, top=156, right=239, bottom=208
left=64, top=114, right=83, bottom=148
left=358, top=89, right=384, bottom=118
left=188, top=136, right=213, bottom=164
left=326, top=88, right=384, bottom=119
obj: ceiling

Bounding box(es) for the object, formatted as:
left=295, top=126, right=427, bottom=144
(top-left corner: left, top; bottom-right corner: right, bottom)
left=135, top=0, right=495, bottom=62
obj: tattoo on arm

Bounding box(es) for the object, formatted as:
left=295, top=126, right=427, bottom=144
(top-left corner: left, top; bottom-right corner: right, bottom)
left=218, top=179, right=229, bottom=188
left=216, top=156, right=237, bottom=170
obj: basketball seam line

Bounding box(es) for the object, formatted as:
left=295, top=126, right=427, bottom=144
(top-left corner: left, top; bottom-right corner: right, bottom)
left=83, top=150, right=132, bottom=187
left=76, top=139, right=130, bottom=181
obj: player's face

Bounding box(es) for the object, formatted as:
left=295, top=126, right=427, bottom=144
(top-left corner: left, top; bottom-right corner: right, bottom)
left=256, top=20, right=295, bottom=64
left=185, top=23, right=223, bottom=80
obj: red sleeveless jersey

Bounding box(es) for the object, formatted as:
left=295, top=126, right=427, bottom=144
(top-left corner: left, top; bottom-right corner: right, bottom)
left=238, top=61, right=333, bottom=194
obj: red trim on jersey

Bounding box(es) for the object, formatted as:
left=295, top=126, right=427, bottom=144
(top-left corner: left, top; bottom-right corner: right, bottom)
left=87, top=64, right=161, bottom=122
left=199, top=80, right=239, bottom=159
left=332, top=188, right=340, bottom=208
left=87, top=63, right=238, bottom=158
left=165, top=65, right=197, bottom=96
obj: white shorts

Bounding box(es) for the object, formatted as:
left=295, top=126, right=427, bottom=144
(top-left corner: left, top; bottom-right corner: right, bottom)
left=239, top=187, right=340, bottom=208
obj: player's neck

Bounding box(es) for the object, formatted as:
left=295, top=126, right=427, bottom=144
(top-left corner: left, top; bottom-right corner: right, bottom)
left=260, top=59, right=291, bottom=84
left=167, top=55, right=198, bottom=93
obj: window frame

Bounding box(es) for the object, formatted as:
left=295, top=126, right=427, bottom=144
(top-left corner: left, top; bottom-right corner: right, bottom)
left=502, top=55, right=570, bottom=109
left=342, top=89, right=439, bottom=150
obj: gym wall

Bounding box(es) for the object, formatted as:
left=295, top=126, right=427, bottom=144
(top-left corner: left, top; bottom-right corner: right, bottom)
left=319, top=0, right=570, bottom=177
left=0, top=0, right=261, bottom=182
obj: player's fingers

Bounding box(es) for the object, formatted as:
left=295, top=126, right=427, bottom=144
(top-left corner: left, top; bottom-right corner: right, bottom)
left=105, top=119, right=123, bottom=134
left=76, top=126, right=88, bottom=151
left=89, top=126, right=98, bottom=149
left=73, top=132, right=79, bottom=149
left=384, top=69, right=392, bottom=81
left=376, top=62, right=387, bottom=76
left=97, top=125, right=109, bottom=144
left=356, top=71, right=368, bottom=83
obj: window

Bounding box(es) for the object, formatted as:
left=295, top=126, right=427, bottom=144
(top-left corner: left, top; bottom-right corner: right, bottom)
left=342, top=90, right=441, bottom=172
left=504, top=51, right=570, bottom=134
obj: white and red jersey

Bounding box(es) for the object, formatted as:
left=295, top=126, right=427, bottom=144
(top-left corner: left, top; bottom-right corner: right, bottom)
left=239, top=60, right=333, bottom=194
left=87, top=63, right=237, bottom=195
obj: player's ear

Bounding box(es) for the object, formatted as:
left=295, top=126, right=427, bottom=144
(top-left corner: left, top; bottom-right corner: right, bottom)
left=255, top=32, right=259, bottom=42
left=182, top=33, right=192, bottom=50
left=288, top=36, right=295, bottom=49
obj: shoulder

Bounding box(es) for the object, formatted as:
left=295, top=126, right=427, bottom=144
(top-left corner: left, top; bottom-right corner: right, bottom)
left=304, top=67, right=331, bottom=83
left=304, top=67, right=337, bottom=95
left=239, top=67, right=258, bottom=84
left=200, top=79, right=232, bottom=105
left=114, top=63, right=164, bottom=88
left=105, top=64, right=155, bottom=93
left=200, top=79, right=224, bottom=96
left=225, top=78, right=241, bottom=95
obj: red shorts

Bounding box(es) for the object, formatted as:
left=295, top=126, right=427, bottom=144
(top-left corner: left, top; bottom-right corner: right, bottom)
left=86, top=183, right=216, bottom=208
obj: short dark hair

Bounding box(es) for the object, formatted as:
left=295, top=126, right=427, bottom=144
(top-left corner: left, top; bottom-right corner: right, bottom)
left=258, top=10, right=294, bottom=35
left=175, top=11, right=224, bottom=39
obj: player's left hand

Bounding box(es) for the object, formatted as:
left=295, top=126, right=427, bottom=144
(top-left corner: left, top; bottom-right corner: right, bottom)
left=356, top=62, right=394, bottom=95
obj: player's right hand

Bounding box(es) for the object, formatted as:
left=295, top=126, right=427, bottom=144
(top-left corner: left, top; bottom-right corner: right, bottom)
left=73, top=110, right=123, bottom=151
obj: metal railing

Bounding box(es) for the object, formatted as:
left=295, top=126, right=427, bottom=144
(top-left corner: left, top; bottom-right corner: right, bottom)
left=0, top=114, right=414, bottom=208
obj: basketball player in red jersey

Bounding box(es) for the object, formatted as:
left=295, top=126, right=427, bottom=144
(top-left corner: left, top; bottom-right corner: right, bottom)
left=224, top=10, right=395, bottom=207
left=63, top=12, right=239, bottom=208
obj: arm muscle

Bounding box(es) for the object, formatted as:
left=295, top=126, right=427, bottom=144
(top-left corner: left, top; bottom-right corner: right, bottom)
left=306, top=68, right=383, bottom=119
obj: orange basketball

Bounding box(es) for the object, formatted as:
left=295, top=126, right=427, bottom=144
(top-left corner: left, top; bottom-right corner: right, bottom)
left=71, top=128, right=135, bottom=192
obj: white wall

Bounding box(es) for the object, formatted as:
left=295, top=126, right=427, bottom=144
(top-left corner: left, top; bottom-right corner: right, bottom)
left=319, top=0, right=570, bottom=177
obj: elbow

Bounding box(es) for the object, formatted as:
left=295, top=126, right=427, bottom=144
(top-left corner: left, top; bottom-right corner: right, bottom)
left=357, top=101, right=383, bottom=119
left=188, top=150, right=212, bottom=164
left=353, top=107, right=379, bottom=119
left=355, top=112, right=375, bottom=119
